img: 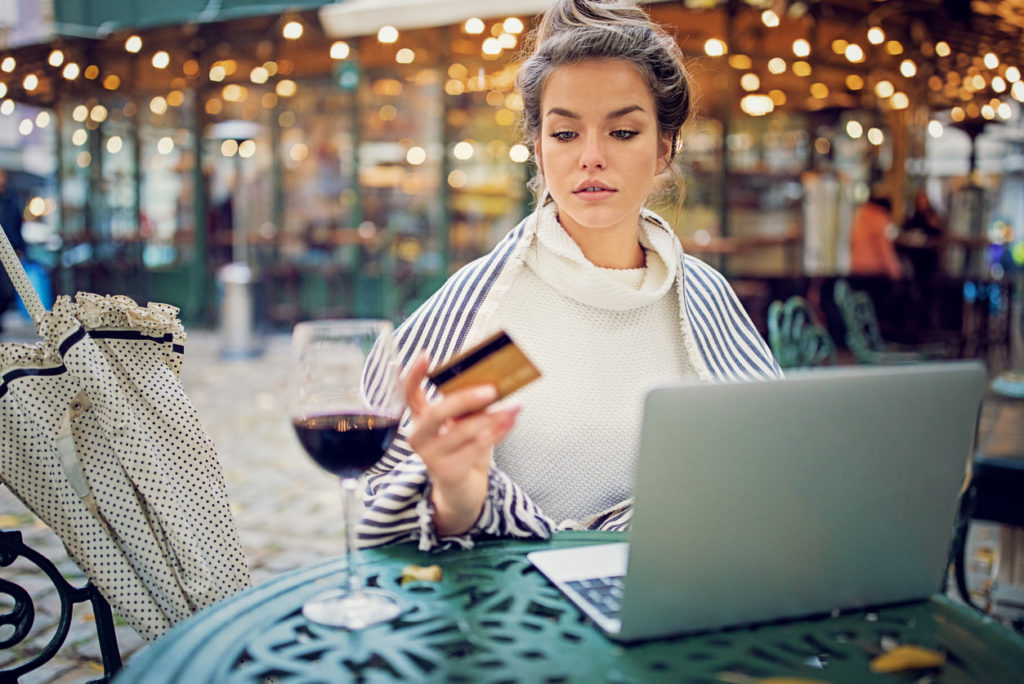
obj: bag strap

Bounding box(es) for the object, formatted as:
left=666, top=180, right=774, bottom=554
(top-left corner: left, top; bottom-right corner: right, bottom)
left=0, top=222, right=46, bottom=324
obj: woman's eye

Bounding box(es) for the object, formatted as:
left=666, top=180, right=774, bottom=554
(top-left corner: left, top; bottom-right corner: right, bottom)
left=611, top=129, right=639, bottom=140
left=551, top=131, right=577, bottom=142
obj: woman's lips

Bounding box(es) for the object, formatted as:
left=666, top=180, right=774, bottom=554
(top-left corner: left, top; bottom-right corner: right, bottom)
left=573, top=182, right=616, bottom=200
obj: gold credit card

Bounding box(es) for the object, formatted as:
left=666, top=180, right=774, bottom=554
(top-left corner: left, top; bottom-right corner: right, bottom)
left=427, top=330, right=541, bottom=400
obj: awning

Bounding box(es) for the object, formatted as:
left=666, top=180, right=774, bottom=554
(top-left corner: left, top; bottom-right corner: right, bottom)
left=318, top=0, right=673, bottom=37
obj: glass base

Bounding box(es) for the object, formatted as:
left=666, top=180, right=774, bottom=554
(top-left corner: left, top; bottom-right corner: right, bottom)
left=302, top=587, right=403, bottom=629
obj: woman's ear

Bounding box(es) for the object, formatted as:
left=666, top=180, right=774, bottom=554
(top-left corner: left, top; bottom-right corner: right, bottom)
left=657, top=136, right=673, bottom=173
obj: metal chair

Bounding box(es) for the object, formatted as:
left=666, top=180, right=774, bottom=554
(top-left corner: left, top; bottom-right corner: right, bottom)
left=0, top=529, right=122, bottom=682
left=832, top=279, right=948, bottom=364
left=947, top=371, right=1024, bottom=631
left=766, top=295, right=837, bottom=369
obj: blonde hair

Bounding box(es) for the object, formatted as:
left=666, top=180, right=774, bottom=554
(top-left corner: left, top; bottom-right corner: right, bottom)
left=517, top=0, right=692, bottom=188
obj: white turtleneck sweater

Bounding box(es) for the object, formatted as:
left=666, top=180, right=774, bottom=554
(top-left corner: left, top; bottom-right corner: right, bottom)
left=485, top=206, right=700, bottom=524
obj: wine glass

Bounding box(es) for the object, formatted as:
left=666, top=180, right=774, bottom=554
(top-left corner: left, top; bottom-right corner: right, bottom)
left=289, top=319, right=405, bottom=628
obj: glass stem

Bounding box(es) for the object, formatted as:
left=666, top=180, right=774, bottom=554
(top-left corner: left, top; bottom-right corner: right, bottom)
left=341, top=477, right=364, bottom=596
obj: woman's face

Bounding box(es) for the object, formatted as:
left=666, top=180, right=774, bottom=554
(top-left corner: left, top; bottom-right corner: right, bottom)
left=535, top=59, right=670, bottom=243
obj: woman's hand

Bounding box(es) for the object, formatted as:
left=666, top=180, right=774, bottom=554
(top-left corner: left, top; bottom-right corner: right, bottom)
left=404, top=353, right=521, bottom=537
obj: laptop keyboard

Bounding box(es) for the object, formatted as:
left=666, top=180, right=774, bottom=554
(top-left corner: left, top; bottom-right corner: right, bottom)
left=566, top=576, right=625, bottom=619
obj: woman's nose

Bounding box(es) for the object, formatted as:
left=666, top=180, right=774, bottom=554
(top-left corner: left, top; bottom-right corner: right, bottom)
left=579, top=136, right=606, bottom=169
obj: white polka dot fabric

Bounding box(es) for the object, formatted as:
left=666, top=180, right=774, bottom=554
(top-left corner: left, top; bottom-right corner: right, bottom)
left=0, top=292, right=251, bottom=641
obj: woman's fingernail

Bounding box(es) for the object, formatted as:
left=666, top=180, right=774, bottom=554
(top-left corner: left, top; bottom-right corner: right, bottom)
left=475, top=385, right=498, bottom=401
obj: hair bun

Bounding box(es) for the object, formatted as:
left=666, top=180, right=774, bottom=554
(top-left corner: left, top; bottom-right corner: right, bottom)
left=537, top=0, right=650, bottom=45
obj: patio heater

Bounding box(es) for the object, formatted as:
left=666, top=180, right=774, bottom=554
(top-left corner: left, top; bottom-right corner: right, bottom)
left=209, top=119, right=264, bottom=359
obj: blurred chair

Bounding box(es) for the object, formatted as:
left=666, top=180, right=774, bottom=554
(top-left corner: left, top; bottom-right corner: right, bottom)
left=766, top=296, right=836, bottom=369
left=833, top=279, right=949, bottom=364
left=948, top=370, right=1024, bottom=631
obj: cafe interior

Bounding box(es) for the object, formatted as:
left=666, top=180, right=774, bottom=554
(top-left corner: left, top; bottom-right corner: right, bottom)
left=0, top=0, right=1018, bottom=344
left=2, top=0, right=1024, bottom=679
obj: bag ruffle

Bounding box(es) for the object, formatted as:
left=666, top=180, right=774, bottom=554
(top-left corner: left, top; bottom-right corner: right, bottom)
left=0, top=338, right=62, bottom=371
left=2, top=293, right=186, bottom=372
left=69, top=292, right=185, bottom=336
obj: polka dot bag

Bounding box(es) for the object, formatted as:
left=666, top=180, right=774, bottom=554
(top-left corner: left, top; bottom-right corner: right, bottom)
left=0, top=231, right=250, bottom=641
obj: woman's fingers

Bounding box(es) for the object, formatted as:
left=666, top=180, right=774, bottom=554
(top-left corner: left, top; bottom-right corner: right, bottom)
left=403, top=354, right=432, bottom=415
left=412, top=386, right=500, bottom=443
left=426, top=403, right=519, bottom=456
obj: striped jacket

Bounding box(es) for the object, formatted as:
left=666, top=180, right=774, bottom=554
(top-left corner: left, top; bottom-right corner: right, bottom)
left=360, top=208, right=781, bottom=551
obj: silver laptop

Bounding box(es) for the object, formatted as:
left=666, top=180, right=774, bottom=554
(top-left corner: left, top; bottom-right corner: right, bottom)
left=528, top=361, right=986, bottom=642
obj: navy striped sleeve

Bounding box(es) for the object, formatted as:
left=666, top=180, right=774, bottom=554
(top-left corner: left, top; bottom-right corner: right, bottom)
left=683, top=255, right=781, bottom=380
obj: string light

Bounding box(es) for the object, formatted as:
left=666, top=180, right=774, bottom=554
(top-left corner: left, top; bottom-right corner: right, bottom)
left=406, top=146, right=426, bottom=165
left=62, top=63, right=80, bottom=80
left=740, top=94, right=773, bottom=116
left=23, top=74, right=38, bottom=91
left=867, top=27, right=884, bottom=45
left=867, top=127, right=884, bottom=145
left=761, top=10, right=779, bottom=28
left=330, top=41, right=350, bottom=59
left=464, top=18, right=485, bottom=34
left=509, top=144, right=530, bottom=163
left=378, top=26, right=399, bottom=43
left=792, top=39, right=810, bottom=58
left=927, top=120, right=943, bottom=137
left=935, top=41, right=951, bottom=57
left=704, top=38, right=727, bottom=56
left=48, top=50, right=64, bottom=67
left=899, top=59, right=916, bottom=77
left=845, top=44, right=864, bottom=63
left=740, top=73, right=760, bottom=91
left=846, top=121, right=863, bottom=138
left=1, top=57, right=15, bottom=72
left=283, top=21, right=303, bottom=39
left=152, top=51, right=170, bottom=69
left=125, top=36, right=142, bottom=53
left=503, top=18, right=524, bottom=34
left=983, top=52, right=999, bottom=69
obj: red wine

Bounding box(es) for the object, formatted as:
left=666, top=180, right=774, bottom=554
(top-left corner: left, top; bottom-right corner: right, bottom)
left=292, top=413, right=399, bottom=477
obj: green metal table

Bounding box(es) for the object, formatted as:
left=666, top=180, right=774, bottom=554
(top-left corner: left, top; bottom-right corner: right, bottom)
left=114, top=531, right=1024, bottom=683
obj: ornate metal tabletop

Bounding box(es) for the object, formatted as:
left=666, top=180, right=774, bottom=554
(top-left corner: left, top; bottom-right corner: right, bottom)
left=114, top=531, right=1024, bottom=683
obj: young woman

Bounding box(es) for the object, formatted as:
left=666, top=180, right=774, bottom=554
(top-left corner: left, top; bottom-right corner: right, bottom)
left=360, top=0, right=780, bottom=551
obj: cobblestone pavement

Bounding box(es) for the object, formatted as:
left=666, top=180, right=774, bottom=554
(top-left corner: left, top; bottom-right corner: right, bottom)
left=2, top=315, right=1023, bottom=682
left=1, top=321, right=341, bottom=683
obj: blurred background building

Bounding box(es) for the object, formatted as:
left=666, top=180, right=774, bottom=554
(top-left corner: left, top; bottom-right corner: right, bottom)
left=0, top=0, right=1022, bottom=357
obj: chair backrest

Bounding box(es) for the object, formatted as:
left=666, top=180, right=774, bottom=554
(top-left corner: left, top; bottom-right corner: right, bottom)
left=0, top=529, right=122, bottom=682
left=767, top=296, right=837, bottom=369
left=833, top=279, right=887, bottom=361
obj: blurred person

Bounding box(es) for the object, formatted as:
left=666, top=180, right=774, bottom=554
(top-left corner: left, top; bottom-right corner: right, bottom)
left=849, top=194, right=902, bottom=280
left=0, top=169, right=26, bottom=332
left=358, top=0, right=781, bottom=552
left=897, top=189, right=946, bottom=282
